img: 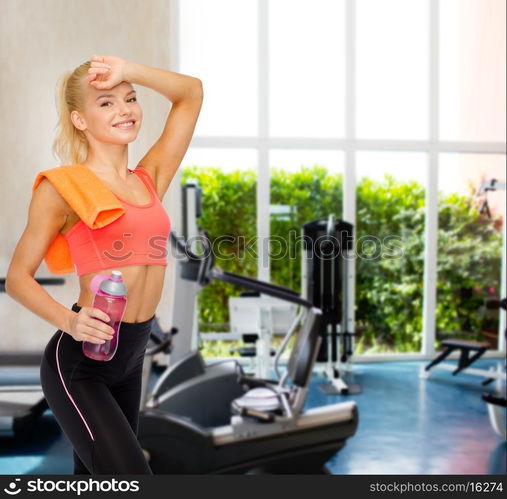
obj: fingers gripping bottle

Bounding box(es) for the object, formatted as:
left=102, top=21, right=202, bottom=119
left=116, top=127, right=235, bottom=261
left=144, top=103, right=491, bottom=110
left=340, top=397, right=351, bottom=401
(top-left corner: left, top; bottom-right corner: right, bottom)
left=82, top=270, right=128, bottom=361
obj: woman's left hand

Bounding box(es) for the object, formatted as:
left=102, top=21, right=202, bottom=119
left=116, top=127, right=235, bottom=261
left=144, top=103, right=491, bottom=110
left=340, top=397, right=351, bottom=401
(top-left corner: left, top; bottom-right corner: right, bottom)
left=87, top=55, right=129, bottom=90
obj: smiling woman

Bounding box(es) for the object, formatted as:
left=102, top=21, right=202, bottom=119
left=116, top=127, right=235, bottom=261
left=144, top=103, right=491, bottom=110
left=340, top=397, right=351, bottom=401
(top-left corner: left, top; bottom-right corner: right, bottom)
left=5, top=54, right=203, bottom=475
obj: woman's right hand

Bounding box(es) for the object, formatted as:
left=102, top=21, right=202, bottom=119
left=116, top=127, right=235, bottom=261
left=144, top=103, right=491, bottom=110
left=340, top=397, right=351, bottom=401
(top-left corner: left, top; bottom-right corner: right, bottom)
left=67, top=307, right=115, bottom=344
left=87, top=54, right=129, bottom=90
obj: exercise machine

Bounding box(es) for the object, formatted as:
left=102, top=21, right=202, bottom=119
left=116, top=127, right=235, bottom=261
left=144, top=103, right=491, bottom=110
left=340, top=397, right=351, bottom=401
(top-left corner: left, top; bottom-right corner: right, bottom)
left=422, top=339, right=504, bottom=382
left=166, top=182, right=202, bottom=366
left=422, top=299, right=506, bottom=438
left=482, top=392, right=506, bottom=438
left=477, top=178, right=507, bottom=437
left=424, top=177, right=506, bottom=437
left=139, top=318, right=176, bottom=410
left=302, top=215, right=361, bottom=395
left=228, top=291, right=297, bottom=378
left=137, top=231, right=358, bottom=474
left=170, top=182, right=293, bottom=376
left=482, top=297, right=506, bottom=438
left=0, top=277, right=64, bottom=438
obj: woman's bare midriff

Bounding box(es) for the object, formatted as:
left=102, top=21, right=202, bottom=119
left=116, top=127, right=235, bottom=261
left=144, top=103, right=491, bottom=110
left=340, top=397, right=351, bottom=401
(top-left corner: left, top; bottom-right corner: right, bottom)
left=77, top=264, right=166, bottom=323
left=60, top=207, right=166, bottom=323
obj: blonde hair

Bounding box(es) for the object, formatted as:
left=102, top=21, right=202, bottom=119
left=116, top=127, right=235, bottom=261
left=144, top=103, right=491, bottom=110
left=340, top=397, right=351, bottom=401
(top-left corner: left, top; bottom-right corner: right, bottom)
left=51, top=61, right=91, bottom=165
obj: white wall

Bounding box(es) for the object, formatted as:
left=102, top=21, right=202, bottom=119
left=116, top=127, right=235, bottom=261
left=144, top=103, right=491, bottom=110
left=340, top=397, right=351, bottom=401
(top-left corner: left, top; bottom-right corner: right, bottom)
left=0, top=0, right=180, bottom=352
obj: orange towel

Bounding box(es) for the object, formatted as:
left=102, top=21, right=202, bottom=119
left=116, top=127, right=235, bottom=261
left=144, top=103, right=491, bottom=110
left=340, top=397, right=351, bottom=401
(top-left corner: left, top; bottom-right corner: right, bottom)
left=32, top=164, right=126, bottom=274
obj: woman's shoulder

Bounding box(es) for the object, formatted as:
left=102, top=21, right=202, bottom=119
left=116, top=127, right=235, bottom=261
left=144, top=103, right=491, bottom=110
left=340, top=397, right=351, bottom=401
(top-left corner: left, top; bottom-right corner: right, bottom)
left=32, top=165, right=80, bottom=211
left=32, top=177, right=73, bottom=215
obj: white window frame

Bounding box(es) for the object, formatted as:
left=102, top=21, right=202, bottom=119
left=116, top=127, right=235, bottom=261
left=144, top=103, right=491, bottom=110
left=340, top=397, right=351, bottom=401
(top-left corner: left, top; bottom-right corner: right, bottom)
left=172, top=0, right=506, bottom=361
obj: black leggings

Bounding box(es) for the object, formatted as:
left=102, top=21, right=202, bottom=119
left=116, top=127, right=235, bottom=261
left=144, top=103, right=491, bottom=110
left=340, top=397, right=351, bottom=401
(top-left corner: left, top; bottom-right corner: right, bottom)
left=40, top=303, right=155, bottom=474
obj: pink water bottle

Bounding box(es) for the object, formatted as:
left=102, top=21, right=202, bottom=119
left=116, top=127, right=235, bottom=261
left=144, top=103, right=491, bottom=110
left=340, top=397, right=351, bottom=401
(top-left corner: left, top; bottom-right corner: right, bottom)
left=82, top=270, right=128, bottom=361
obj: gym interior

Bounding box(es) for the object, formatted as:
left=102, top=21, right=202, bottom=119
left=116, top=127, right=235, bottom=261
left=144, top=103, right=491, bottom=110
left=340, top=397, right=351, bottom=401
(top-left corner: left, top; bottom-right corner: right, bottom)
left=1, top=0, right=506, bottom=476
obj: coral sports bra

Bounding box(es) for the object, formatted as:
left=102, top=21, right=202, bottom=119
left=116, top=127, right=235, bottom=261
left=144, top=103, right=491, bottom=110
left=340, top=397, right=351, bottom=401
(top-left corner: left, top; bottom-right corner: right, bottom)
left=64, top=167, right=171, bottom=276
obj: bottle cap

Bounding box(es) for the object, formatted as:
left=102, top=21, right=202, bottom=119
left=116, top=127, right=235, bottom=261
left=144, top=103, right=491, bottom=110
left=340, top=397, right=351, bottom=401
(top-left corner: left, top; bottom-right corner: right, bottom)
left=99, top=270, right=127, bottom=297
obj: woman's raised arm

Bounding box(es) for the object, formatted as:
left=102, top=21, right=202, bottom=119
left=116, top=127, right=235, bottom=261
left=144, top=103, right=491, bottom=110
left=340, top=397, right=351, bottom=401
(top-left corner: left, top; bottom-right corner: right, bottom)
left=88, top=55, right=203, bottom=200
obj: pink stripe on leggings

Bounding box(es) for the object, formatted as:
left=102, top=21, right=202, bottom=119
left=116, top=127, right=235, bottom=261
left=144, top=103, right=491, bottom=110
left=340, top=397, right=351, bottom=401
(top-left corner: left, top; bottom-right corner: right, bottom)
left=55, top=332, right=95, bottom=441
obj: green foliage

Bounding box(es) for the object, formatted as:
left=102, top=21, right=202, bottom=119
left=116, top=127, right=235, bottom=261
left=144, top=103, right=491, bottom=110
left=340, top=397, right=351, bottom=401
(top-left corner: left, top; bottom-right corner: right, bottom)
left=181, top=166, right=503, bottom=355
left=355, top=175, right=426, bottom=352
left=435, top=191, right=503, bottom=343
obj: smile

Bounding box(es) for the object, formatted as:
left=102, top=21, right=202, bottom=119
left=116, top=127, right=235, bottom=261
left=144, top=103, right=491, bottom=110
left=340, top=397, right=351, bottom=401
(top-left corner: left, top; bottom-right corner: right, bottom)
left=113, top=121, right=135, bottom=129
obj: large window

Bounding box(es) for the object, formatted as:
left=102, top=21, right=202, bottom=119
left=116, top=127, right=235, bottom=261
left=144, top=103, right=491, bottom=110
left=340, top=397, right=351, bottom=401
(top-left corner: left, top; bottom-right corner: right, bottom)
left=175, top=0, right=506, bottom=357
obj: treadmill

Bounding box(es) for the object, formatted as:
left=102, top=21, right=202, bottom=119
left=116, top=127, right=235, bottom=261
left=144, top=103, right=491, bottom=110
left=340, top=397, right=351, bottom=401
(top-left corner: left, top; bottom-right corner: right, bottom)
left=137, top=232, right=358, bottom=474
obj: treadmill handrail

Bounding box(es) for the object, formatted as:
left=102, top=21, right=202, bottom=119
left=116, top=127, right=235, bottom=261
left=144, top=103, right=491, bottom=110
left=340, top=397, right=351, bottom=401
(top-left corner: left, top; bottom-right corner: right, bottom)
left=170, top=229, right=314, bottom=309
left=170, top=232, right=202, bottom=262
left=210, top=267, right=313, bottom=309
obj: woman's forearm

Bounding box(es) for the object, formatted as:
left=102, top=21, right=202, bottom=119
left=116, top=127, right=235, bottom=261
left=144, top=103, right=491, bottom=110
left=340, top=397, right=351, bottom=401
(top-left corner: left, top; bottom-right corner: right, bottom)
left=6, top=274, right=76, bottom=334
left=124, top=61, right=202, bottom=104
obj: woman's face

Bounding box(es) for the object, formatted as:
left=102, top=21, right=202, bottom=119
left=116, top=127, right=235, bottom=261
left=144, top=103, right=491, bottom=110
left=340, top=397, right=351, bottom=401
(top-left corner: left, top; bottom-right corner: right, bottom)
left=73, top=80, right=143, bottom=145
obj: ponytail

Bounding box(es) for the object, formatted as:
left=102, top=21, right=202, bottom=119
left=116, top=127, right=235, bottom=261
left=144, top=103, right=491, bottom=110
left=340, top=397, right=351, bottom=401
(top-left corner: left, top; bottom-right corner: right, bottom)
left=51, top=61, right=91, bottom=165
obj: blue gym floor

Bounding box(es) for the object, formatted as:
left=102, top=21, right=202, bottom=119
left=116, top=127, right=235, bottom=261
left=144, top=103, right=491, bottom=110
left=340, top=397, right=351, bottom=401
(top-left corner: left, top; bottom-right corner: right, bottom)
left=0, top=359, right=505, bottom=475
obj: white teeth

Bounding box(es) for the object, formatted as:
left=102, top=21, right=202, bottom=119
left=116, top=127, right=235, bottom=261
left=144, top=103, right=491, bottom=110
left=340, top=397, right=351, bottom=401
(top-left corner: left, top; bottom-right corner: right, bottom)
left=115, top=121, right=134, bottom=128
